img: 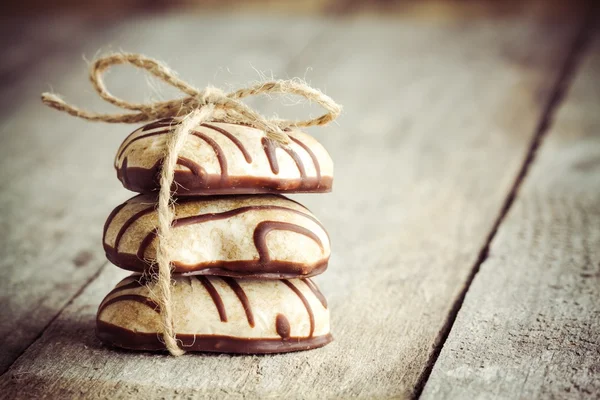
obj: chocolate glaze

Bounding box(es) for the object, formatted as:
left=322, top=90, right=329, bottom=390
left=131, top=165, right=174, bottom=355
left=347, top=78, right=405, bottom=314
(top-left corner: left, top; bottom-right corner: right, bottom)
left=203, top=123, right=253, bottom=163
left=96, top=320, right=332, bottom=354
left=120, top=163, right=332, bottom=195
left=281, top=280, right=314, bottom=337
left=275, top=314, right=291, bottom=339
left=302, top=278, right=327, bottom=309
left=222, top=277, right=255, bottom=327
left=115, top=123, right=331, bottom=195
left=104, top=203, right=328, bottom=276
left=197, top=276, right=227, bottom=322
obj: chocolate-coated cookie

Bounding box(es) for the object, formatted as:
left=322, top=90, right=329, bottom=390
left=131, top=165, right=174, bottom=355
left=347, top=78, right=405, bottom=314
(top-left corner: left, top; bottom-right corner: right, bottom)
left=103, top=194, right=330, bottom=278
left=96, top=274, right=332, bottom=353
left=115, top=119, right=333, bottom=195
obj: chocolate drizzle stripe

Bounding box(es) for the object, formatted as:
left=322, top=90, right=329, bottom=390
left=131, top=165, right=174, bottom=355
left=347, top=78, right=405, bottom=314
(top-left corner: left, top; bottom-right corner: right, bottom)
left=254, top=221, right=324, bottom=263
left=275, top=314, right=291, bottom=339
left=98, top=294, right=160, bottom=315
left=113, top=204, right=326, bottom=272
left=117, top=154, right=218, bottom=195
left=103, top=202, right=128, bottom=241
left=302, top=278, right=327, bottom=309
left=281, top=280, right=314, bottom=337
left=289, top=136, right=320, bottom=181
left=283, top=147, right=306, bottom=178
left=261, top=137, right=306, bottom=178
left=176, top=157, right=205, bottom=177
left=117, top=129, right=170, bottom=160
left=141, top=117, right=178, bottom=131
left=105, top=197, right=198, bottom=258
left=197, top=276, right=227, bottom=322
left=118, top=122, right=247, bottom=170
left=137, top=228, right=158, bottom=261
left=262, top=137, right=279, bottom=174
left=115, top=121, right=331, bottom=195
left=221, top=277, right=255, bottom=327
left=202, top=123, right=253, bottom=163
left=173, top=205, right=325, bottom=230
left=191, top=131, right=227, bottom=181
left=114, top=206, right=155, bottom=250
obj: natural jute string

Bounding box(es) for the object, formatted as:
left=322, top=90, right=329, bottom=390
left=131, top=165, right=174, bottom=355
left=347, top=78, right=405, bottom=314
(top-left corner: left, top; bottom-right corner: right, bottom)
left=41, top=53, right=341, bottom=356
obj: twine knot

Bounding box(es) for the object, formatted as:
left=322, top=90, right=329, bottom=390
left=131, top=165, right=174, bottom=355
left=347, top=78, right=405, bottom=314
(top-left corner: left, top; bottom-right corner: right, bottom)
left=41, top=53, right=341, bottom=356
left=196, top=87, right=226, bottom=107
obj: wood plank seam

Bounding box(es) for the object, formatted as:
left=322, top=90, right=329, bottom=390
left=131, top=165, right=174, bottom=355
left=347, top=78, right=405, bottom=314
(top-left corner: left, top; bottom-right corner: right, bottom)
left=0, top=261, right=109, bottom=377
left=412, top=11, right=596, bottom=400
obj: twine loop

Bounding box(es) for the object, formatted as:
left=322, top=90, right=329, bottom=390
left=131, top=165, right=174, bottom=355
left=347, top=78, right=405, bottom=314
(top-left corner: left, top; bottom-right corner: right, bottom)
left=41, top=53, right=341, bottom=356
left=41, top=53, right=342, bottom=144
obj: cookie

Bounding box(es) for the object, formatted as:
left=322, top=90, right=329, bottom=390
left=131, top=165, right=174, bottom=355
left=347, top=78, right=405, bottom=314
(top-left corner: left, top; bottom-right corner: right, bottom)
left=115, top=119, right=333, bottom=195
left=103, top=194, right=330, bottom=278
left=96, top=274, right=332, bottom=353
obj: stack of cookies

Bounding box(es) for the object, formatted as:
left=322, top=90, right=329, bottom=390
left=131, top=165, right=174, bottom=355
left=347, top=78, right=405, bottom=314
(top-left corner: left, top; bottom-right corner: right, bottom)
left=96, top=118, right=334, bottom=353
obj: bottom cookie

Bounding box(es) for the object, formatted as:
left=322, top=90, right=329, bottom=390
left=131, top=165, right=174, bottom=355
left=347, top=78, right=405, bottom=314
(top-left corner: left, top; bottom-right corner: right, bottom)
left=96, top=274, right=332, bottom=354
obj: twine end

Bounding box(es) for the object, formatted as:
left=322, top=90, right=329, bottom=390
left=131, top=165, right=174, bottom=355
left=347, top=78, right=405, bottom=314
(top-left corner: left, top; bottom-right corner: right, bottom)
left=41, top=92, right=65, bottom=107
left=168, top=345, right=186, bottom=357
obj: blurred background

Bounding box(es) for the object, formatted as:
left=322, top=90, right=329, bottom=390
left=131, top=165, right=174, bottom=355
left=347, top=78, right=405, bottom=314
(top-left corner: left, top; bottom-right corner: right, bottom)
left=5, top=0, right=575, bottom=15
left=0, top=0, right=583, bottom=142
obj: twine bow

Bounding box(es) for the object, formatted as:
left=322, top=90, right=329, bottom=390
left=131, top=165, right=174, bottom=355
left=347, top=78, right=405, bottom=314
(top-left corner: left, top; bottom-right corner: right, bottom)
left=41, top=53, right=341, bottom=356
left=42, top=53, right=342, bottom=144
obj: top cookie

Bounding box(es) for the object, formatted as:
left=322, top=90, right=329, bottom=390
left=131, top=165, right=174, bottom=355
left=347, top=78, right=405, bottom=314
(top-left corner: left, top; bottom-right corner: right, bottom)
left=115, top=118, right=333, bottom=195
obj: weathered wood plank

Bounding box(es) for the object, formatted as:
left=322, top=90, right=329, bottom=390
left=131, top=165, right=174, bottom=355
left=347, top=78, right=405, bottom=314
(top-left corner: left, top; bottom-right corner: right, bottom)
left=422, top=29, right=600, bottom=400
left=0, top=14, right=325, bottom=374
left=0, top=16, right=124, bottom=375
left=0, top=5, right=584, bottom=398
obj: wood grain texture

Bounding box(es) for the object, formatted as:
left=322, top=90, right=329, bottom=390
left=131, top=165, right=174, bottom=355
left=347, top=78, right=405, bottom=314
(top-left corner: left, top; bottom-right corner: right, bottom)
left=0, top=16, right=126, bottom=375
left=0, top=14, right=325, bottom=374
left=0, top=5, right=586, bottom=399
left=422, top=31, right=600, bottom=400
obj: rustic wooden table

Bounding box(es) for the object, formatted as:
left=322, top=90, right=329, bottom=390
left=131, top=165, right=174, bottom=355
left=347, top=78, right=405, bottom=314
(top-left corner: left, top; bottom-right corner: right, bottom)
left=0, top=1, right=598, bottom=399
